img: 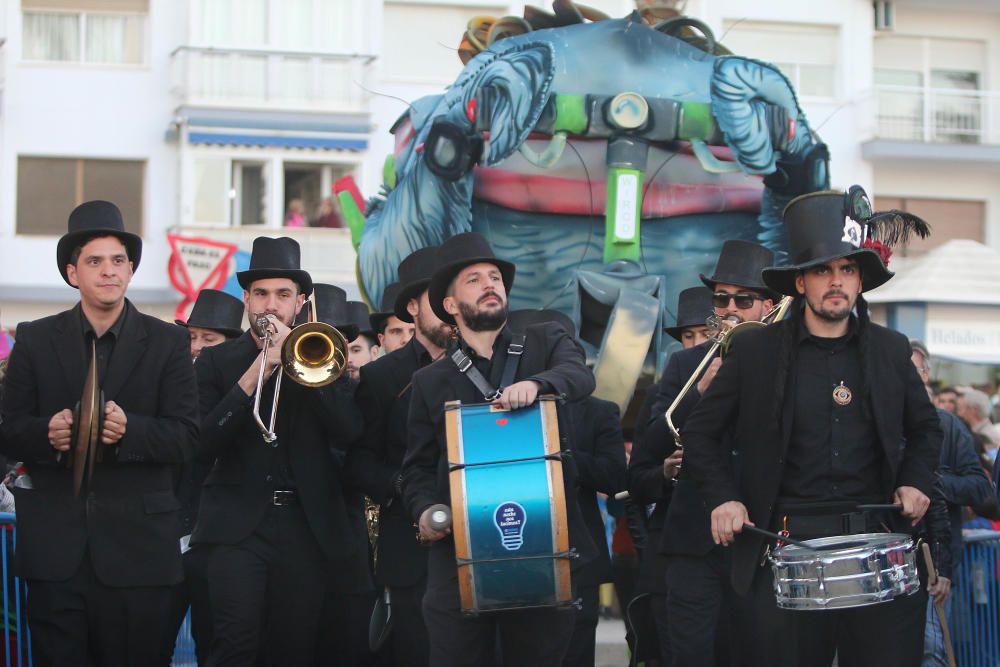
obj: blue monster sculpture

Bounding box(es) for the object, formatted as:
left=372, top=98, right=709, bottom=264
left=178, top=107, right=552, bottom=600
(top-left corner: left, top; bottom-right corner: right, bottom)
left=354, top=6, right=829, bottom=402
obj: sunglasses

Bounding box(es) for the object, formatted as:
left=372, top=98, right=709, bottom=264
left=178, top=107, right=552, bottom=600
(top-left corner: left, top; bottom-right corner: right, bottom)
left=712, top=292, right=765, bottom=309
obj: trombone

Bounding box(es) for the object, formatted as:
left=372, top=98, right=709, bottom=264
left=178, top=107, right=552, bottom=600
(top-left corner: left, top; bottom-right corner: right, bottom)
left=251, top=302, right=349, bottom=443
left=664, top=295, right=793, bottom=448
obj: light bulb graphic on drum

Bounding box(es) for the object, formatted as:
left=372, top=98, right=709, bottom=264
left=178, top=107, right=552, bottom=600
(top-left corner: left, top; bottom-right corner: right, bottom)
left=494, top=501, right=527, bottom=551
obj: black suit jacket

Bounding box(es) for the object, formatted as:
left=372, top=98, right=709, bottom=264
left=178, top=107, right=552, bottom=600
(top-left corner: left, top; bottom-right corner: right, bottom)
left=192, top=332, right=364, bottom=562
left=402, top=323, right=598, bottom=579
left=636, top=341, right=723, bottom=557
left=567, top=397, right=626, bottom=587
left=683, top=314, right=942, bottom=594
left=352, top=336, right=436, bottom=586
left=0, top=302, right=198, bottom=586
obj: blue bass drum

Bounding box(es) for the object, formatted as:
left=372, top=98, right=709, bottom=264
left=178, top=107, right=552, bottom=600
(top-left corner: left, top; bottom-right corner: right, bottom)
left=445, top=396, right=573, bottom=614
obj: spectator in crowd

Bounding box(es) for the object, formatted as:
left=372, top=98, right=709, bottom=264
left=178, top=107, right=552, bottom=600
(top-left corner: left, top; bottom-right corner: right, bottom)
left=284, top=198, right=306, bottom=228
left=311, top=197, right=344, bottom=228
left=934, top=386, right=959, bottom=415
left=958, top=388, right=1000, bottom=458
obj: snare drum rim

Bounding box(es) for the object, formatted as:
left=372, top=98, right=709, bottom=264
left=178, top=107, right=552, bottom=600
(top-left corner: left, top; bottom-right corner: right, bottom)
left=771, top=533, right=914, bottom=564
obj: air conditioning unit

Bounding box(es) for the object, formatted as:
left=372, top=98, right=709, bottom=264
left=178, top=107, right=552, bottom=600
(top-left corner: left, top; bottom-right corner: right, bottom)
left=874, top=1, right=894, bottom=31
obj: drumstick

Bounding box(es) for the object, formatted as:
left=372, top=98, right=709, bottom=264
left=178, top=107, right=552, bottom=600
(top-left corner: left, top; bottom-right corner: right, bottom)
left=741, top=524, right=813, bottom=550
left=921, top=542, right=957, bottom=667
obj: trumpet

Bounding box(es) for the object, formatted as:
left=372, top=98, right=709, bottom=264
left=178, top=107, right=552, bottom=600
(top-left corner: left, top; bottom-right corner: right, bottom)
left=664, top=296, right=793, bottom=448
left=251, top=310, right=349, bottom=443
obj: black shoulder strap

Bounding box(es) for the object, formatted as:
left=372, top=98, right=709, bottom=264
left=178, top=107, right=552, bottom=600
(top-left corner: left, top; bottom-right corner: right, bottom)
left=450, top=334, right=526, bottom=401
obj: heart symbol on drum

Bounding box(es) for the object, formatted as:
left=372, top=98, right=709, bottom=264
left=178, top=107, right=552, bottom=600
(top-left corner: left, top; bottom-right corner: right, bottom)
left=496, top=418, right=508, bottom=426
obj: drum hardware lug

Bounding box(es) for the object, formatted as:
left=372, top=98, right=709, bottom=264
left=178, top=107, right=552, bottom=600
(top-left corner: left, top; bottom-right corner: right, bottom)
left=760, top=543, right=772, bottom=567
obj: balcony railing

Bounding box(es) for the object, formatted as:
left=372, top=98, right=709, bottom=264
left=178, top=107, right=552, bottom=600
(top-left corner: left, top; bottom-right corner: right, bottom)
left=170, top=46, right=375, bottom=113
left=873, top=84, right=1000, bottom=145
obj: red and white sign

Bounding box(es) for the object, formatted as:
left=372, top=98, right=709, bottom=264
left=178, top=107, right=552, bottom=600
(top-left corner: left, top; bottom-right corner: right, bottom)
left=167, top=234, right=237, bottom=321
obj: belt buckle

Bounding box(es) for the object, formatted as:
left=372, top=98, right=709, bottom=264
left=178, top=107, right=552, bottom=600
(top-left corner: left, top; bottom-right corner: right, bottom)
left=273, top=489, right=295, bottom=506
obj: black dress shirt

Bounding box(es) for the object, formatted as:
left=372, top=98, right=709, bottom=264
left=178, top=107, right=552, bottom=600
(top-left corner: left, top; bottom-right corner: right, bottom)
left=780, top=317, right=882, bottom=503
left=80, top=304, right=127, bottom=384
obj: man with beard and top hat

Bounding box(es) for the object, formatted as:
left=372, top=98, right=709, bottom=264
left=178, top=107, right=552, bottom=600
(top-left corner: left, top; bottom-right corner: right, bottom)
left=628, top=240, right=777, bottom=667
left=507, top=309, right=627, bottom=667
left=349, top=246, right=449, bottom=667
left=370, top=283, right=416, bottom=355
left=192, top=237, right=364, bottom=666
left=0, top=200, right=199, bottom=666
left=401, top=233, right=597, bottom=667
left=683, top=187, right=941, bottom=667
left=165, top=288, right=244, bottom=665
left=345, top=300, right=381, bottom=379
left=177, top=289, right=245, bottom=362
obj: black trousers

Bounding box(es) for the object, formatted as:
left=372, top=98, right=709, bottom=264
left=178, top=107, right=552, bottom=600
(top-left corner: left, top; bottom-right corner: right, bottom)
left=561, top=585, right=599, bottom=667
left=163, top=544, right=213, bottom=666
left=385, top=579, right=430, bottom=667
left=27, top=553, right=173, bottom=667
left=666, top=549, right=734, bottom=667
left=204, top=503, right=334, bottom=667
left=422, top=555, right=576, bottom=667
left=742, top=563, right=928, bottom=667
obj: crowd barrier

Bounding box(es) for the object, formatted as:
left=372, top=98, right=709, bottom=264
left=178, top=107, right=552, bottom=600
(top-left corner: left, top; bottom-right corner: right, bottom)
left=951, top=529, right=1000, bottom=667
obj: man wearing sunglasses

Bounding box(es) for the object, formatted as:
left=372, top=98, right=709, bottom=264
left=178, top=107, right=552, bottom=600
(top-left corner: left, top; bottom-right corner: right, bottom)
left=627, top=239, right=777, bottom=667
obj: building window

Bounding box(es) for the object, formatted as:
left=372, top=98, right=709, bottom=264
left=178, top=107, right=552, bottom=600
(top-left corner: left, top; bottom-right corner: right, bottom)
left=720, top=20, right=838, bottom=99
left=874, top=36, right=986, bottom=144
left=192, top=0, right=352, bottom=51
left=22, top=1, right=148, bottom=65
left=16, top=156, right=144, bottom=236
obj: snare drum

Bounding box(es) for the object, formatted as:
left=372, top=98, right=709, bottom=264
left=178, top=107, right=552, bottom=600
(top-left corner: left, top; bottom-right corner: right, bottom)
left=445, top=396, right=573, bottom=614
left=769, top=533, right=920, bottom=610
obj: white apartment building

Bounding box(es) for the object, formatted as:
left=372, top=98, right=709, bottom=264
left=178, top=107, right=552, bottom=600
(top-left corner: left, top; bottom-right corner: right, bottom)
left=0, top=0, right=997, bottom=341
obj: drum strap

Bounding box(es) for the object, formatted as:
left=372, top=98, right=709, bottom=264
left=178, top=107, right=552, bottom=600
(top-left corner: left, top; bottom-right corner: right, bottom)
left=450, top=334, right=526, bottom=400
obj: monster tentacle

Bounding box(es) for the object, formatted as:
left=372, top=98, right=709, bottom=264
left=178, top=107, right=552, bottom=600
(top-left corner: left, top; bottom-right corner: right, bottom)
left=358, top=43, right=555, bottom=303
left=710, top=56, right=830, bottom=261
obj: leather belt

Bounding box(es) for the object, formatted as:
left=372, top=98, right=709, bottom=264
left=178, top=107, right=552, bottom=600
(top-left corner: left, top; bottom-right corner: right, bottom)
left=272, top=489, right=298, bottom=507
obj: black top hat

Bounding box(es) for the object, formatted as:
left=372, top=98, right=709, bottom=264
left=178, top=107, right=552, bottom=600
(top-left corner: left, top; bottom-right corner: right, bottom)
left=507, top=309, right=576, bottom=338
left=427, top=233, right=516, bottom=325
left=236, top=237, right=313, bottom=296
left=176, top=289, right=244, bottom=338
left=344, top=301, right=374, bottom=341
left=309, top=283, right=359, bottom=340
left=761, top=186, right=929, bottom=296
left=393, top=247, right=439, bottom=324
left=664, top=287, right=713, bottom=341
left=57, top=200, right=142, bottom=287
left=370, top=282, right=403, bottom=334
left=699, top=240, right=776, bottom=296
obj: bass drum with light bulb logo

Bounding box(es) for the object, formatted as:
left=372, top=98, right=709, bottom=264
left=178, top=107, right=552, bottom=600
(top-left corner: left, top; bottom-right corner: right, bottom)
left=444, top=396, right=573, bottom=614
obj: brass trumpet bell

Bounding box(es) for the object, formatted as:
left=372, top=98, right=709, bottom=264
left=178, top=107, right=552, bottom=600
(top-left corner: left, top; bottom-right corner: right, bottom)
left=281, top=322, right=348, bottom=388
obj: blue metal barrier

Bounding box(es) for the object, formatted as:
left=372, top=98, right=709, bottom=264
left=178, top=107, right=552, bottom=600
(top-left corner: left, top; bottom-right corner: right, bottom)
left=951, top=530, right=1000, bottom=667
left=0, top=512, right=29, bottom=667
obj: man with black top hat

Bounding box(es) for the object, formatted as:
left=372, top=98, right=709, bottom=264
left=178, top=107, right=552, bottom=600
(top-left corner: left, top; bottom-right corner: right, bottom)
left=177, top=288, right=245, bottom=362
left=348, top=246, right=449, bottom=667
left=193, top=236, right=364, bottom=666
left=370, top=283, right=416, bottom=355
left=165, top=287, right=244, bottom=664
left=0, top=200, right=199, bottom=666
left=509, top=308, right=627, bottom=667
left=401, top=233, right=597, bottom=666
left=663, top=286, right=714, bottom=351
left=683, top=188, right=941, bottom=667
left=628, top=240, right=777, bottom=667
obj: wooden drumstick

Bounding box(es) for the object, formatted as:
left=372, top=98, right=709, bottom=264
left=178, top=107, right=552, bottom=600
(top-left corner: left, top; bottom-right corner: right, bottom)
left=921, top=542, right=957, bottom=667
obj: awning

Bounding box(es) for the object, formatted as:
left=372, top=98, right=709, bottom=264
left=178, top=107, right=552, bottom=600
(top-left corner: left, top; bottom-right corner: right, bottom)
left=171, top=106, right=371, bottom=152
